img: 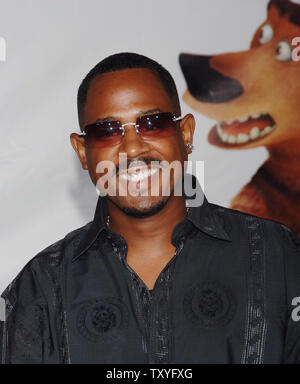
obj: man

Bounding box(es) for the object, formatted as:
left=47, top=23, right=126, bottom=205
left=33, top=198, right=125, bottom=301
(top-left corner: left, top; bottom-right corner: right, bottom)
left=1, top=52, right=300, bottom=364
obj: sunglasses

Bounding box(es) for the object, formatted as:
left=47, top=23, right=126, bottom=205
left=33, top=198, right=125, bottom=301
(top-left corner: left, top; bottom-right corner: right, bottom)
left=81, top=112, right=182, bottom=148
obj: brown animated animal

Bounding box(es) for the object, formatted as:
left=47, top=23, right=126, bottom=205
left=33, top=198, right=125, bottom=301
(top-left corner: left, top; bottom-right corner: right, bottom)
left=180, top=0, right=300, bottom=235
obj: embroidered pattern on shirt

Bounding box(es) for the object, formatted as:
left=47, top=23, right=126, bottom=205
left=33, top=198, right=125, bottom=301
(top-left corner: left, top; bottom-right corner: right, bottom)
left=77, top=297, right=129, bottom=343
left=40, top=246, right=69, bottom=363
left=9, top=302, right=45, bottom=364
left=183, top=281, right=236, bottom=328
left=241, top=217, right=267, bottom=364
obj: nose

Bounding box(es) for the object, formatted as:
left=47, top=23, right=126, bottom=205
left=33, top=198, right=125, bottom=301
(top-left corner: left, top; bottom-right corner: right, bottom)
left=179, top=53, right=243, bottom=103
left=118, top=124, right=151, bottom=158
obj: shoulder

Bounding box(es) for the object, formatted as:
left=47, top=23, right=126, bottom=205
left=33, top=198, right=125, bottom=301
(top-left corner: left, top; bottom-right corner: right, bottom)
left=209, top=201, right=272, bottom=224
left=207, top=200, right=273, bottom=229
left=1, top=222, right=93, bottom=303
left=33, top=220, right=93, bottom=268
left=208, top=202, right=300, bottom=248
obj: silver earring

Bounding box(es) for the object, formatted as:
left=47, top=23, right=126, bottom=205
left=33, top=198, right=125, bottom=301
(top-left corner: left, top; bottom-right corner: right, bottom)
left=186, top=142, right=194, bottom=150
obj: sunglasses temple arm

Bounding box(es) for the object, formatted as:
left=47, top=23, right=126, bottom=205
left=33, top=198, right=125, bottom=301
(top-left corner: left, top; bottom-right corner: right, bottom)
left=174, top=116, right=183, bottom=122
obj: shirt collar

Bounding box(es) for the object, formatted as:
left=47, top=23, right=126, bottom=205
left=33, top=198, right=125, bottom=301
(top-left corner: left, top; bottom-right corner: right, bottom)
left=72, top=176, right=231, bottom=262
left=186, top=194, right=231, bottom=242
left=72, top=196, right=109, bottom=262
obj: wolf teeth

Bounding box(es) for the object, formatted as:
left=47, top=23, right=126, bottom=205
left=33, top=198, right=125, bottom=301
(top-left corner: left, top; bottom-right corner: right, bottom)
left=260, top=126, right=272, bottom=137
left=264, top=126, right=272, bottom=134
left=251, top=113, right=261, bottom=119
left=249, top=127, right=260, bottom=140
left=217, top=122, right=222, bottom=136
left=227, top=135, right=237, bottom=144
left=217, top=123, right=275, bottom=144
left=223, top=113, right=264, bottom=125
left=225, top=119, right=235, bottom=124
left=236, top=133, right=249, bottom=144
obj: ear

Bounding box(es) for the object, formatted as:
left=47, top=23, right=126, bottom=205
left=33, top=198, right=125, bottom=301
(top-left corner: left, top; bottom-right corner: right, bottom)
left=179, top=113, right=195, bottom=154
left=70, top=133, right=88, bottom=170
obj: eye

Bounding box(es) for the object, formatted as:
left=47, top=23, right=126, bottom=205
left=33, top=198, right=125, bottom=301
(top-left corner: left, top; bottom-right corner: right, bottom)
left=259, top=24, right=274, bottom=44
left=275, top=41, right=292, bottom=62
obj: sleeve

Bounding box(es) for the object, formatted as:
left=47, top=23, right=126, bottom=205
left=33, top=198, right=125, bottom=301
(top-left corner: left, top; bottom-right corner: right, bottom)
left=280, top=224, right=300, bottom=364
left=0, top=261, right=51, bottom=364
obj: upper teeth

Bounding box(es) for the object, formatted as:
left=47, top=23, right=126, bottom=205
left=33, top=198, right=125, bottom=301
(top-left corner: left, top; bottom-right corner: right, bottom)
left=238, top=116, right=248, bottom=123
left=119, top=167, right=159, bottom=182
left=217, top=121, right=275, bottom=144
left=223, top=113, right=265, bottom=125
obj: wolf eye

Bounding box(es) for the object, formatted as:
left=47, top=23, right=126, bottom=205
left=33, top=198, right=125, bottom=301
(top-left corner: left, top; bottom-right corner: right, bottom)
left=275, top=41, right=292, bottom=61
left=259, top=24, right=274, bottom=44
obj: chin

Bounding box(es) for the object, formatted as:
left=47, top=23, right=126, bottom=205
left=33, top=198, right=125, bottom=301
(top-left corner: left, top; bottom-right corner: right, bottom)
left=111, top=195, right=169, bottom=219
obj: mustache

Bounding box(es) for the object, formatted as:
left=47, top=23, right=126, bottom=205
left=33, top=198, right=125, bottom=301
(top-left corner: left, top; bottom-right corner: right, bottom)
left=114, top=157, right=163, bottom=176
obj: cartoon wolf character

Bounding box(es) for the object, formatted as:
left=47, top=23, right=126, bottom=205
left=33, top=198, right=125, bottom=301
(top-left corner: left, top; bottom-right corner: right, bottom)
left=180, top=0, right=300, bottom=235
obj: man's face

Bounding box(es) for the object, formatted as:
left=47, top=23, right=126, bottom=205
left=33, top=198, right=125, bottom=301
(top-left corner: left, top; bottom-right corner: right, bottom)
left=71, top=68, right=194, bottom=218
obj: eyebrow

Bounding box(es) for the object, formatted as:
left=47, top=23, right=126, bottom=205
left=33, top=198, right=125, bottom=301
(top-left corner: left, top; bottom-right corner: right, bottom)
left=95, top=116, right=116, bottom=123
left=94, top=108, right=163, bottom=124
left=139, top=108, right=163, bottom=115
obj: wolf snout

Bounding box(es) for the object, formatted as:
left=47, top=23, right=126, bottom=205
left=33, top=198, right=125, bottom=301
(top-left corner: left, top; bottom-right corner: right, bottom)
left=179, top=53, right=244, bottom=103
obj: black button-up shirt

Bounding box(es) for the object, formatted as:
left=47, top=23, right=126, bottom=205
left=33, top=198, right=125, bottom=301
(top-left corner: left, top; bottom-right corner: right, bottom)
left=1, top=193, right=300, bottom=364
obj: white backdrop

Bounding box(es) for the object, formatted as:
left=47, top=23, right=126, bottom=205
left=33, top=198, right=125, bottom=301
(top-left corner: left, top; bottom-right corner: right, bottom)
left=0, top=0, right=269, bottom=291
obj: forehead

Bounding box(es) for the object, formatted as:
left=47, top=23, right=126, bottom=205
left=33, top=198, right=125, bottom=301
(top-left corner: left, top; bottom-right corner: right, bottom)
left=83, top=68, right=174, bottom=123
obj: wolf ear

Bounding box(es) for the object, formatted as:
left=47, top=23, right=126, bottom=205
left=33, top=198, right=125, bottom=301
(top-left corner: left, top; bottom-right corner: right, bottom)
left=290, top=5, right=300, bottom=26
left=268, top=0, right=300, bottom=27
left=268, top=0, right=290, bottom=14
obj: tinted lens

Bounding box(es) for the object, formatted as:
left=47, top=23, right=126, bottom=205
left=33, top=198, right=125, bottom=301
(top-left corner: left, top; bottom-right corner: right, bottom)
left=137, top=113, right=177, bottom=139
left=84, top=121, right=122, bottom=148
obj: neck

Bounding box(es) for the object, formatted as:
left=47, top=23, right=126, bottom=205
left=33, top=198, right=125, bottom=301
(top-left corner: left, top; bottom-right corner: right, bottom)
left=106, top=195, right=187, bottom=247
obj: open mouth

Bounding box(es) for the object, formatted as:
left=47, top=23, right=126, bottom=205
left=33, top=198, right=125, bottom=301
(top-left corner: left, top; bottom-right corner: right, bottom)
left=117, top=166, right=162, bottom=195
left=210, top=113, right=276, bottom=146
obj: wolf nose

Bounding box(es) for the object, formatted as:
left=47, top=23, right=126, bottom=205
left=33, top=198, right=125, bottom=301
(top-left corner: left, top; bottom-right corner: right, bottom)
left=179, top=53, right=244, bottom=103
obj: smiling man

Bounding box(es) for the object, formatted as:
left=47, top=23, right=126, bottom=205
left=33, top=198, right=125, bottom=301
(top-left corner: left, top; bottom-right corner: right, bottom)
left=1, top=52, right=300, bottom=364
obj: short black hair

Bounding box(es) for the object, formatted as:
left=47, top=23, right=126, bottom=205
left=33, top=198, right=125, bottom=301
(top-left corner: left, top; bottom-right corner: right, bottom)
left=77, top=52, right=181, bottom=128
